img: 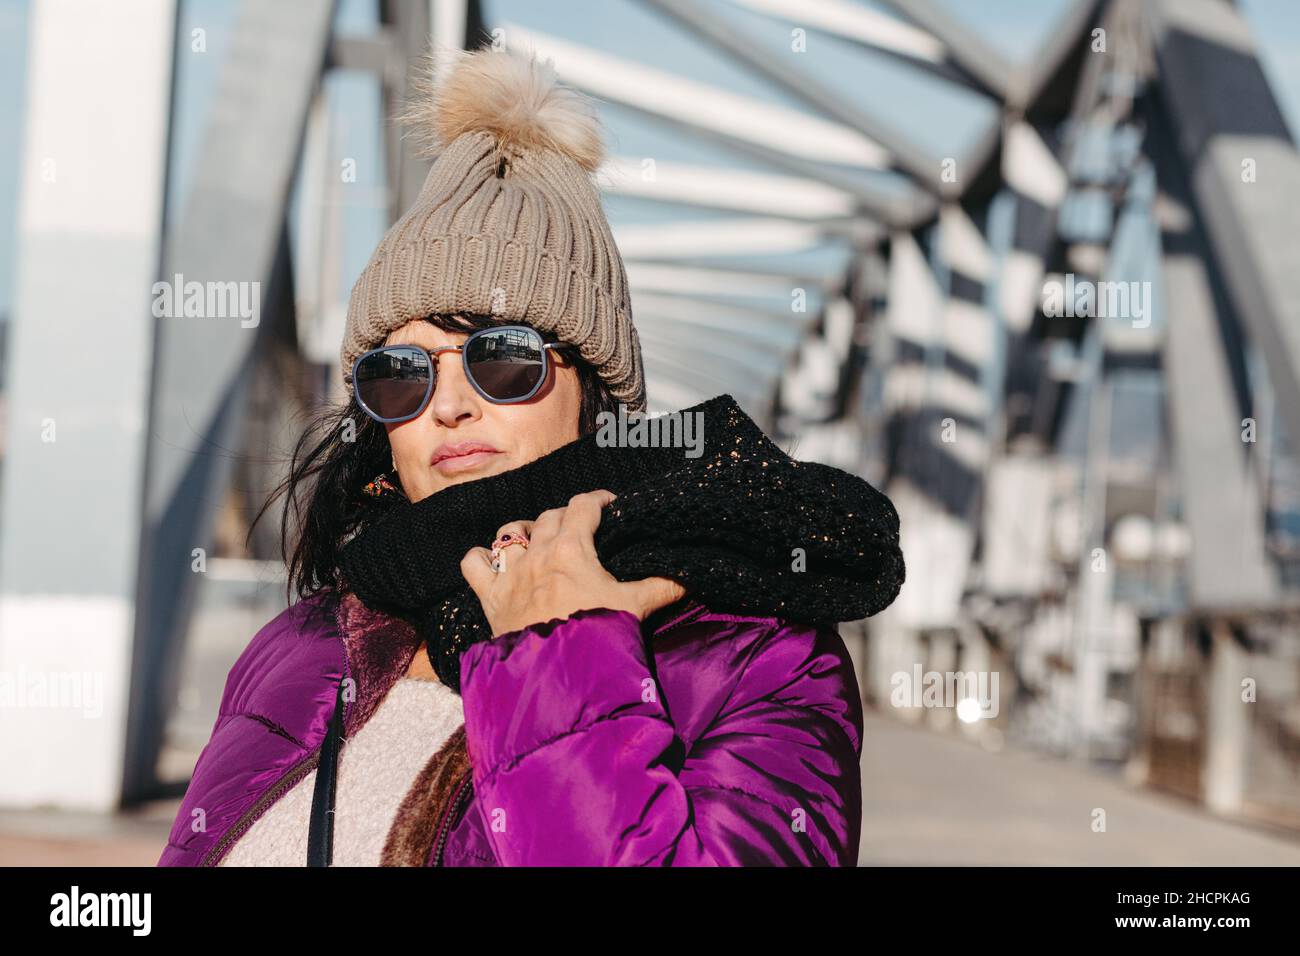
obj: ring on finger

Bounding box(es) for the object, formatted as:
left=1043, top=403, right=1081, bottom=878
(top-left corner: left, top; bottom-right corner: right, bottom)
left=489, top=531, right=529, bottom=572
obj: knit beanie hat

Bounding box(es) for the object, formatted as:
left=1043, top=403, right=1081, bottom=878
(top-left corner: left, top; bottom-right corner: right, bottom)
left=340, top=47, right=646, bottom=412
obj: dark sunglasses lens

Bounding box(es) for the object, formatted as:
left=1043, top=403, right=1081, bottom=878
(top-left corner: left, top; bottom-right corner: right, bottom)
left=465, top=328, right=546, bottom=401
left=355, top=347, right=431, bottom=420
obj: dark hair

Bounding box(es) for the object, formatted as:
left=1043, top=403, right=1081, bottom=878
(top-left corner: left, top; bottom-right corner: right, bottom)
left=250, top=314, right=620, bottom=603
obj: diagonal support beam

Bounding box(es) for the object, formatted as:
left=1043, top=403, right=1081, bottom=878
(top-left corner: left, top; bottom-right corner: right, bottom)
left=880, top=0, right=1015, bottom=102
left=1147, top=0, right=1300, bottom=462
left=1146, top=90, right=1277, bottom=611
left=124, top=0, right=336, bottom=804
left=502, top=21, right=930, bottom=225
left=727, top=0, right=988, bottom=92
left=640, top=0, right=942, bottom=196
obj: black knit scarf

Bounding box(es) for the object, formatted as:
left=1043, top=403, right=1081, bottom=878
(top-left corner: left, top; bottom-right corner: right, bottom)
left=338, top=394, right=904, bottom=694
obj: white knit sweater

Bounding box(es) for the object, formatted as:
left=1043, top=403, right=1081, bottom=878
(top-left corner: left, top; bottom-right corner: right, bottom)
left=219, top=676, right=465, bottom=867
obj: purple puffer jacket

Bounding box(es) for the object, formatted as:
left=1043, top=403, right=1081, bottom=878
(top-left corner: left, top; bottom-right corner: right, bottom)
left=157, top=586, right=864, bottom=866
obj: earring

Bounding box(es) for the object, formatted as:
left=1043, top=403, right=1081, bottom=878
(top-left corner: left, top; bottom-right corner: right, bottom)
left=363, top=472, right=403, bottom=499
left=363, top=455, right=405, bottom=500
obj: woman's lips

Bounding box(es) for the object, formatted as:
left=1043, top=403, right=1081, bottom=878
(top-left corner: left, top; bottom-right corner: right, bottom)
left=433, top=450, right=500, bottom=474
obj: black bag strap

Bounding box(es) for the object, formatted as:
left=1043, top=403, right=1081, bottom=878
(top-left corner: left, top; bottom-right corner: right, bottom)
left=307, top=676, right=346, bottom=866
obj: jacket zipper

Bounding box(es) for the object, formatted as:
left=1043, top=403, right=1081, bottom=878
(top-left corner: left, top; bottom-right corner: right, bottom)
left=430, top=774, right=473, bottom=867
left=202, top=668, right=354, bottom=868
left=199, top=744, right=324, bottom=867
left=651, top=599, right=707, bottom=638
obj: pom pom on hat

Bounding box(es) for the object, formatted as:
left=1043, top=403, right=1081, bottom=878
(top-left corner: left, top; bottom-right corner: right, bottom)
left=399, top=46, right=605, bottom=173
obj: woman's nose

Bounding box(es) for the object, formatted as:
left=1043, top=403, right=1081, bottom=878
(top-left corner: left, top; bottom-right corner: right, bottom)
left=427, top=350, right=480, bottom=425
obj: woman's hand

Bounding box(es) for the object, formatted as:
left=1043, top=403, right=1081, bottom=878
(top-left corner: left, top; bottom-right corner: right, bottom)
left=461, top=489, right=687, bottom=638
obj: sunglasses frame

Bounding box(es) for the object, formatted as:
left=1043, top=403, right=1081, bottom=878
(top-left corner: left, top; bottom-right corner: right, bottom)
left=350, top=324, right=572, bottom=424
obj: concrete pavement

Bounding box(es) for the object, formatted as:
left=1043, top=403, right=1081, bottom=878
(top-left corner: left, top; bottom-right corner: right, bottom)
left=858, top=712, right=1300, bottom=865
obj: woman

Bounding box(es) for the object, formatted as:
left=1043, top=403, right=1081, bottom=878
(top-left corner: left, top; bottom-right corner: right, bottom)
left=157, top=48, right=904, bottom=868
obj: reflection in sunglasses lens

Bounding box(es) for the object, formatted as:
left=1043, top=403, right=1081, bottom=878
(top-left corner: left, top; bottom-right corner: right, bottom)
left=466, top=328, right=545, bottom=401
left=356, top=347, right=431, bottom=420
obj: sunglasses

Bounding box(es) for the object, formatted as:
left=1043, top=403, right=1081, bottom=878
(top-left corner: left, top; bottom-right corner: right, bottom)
left=350, top=324, right=573, bottom=424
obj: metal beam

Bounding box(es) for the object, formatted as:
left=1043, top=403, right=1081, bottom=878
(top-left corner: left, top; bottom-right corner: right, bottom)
left=642, top=0, right=942, bottom=194
left=1147, top=0, right=1300, bottom=466
left=727, top=0, right=991, bottom=94
left=612, top=217, right=833, bottom=259
left=624, top=262, right=832, bottom=299
left=1146, top=95, right=1277, bottom=611
left=880, top=0, right=1015, bottom=102
left=601, top=156, right=858, bottom=221
left=1015, top=0, right=1107, bottom=112
left=380, top=0, right=434, bottom=221
left=502, top=22, right=930, bottom=225
left=124, top=0, right=336, bottom=804
left=0, top=0, right=176, bottom=811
